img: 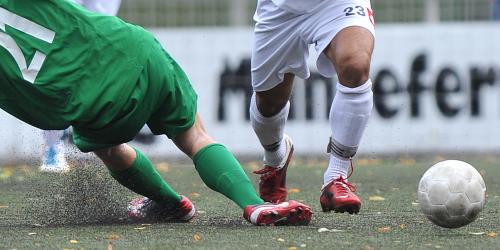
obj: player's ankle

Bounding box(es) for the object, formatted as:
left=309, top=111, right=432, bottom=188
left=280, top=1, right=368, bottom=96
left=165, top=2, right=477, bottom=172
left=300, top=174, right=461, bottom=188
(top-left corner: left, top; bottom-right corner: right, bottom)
left=263, top=138, right=286, bottom=167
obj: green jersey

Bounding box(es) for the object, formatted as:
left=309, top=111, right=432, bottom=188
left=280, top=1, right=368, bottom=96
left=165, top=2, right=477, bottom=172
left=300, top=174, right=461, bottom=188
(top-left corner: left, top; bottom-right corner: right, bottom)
left=0, top=0, right=155, bottom=130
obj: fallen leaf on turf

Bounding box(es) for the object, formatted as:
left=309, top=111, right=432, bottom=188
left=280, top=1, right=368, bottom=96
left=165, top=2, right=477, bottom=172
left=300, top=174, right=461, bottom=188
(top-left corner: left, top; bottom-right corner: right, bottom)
left=288, top=188, right=300, bottom=193
left=399, top=157, right=416, bottom=166
left=0, top=168, right=13, bottom=179
left=155, top=162, right=170, bottom=173
left=377, top=227, right=391, bottom=233
left=399, top=224, right=406, bottom=229
left=190, top=192, right=200, bottom=198
left=318, top=228, right=344, bottom=233
left=434, top=155, right=446, bottom=162
left=363, top=245, right=374, bottom=250
left=306, top=159, right=318, bottom=166
left=134, top=227, right=146, bottom=230
left=107, top=233, right=119, bottom=241
left=277, top=238, right=285, bottom=242
left=468, top=232, right=485, bottom=235
left=193, top=233, right=201, bottom=241
left=369, top=196, right=385, bottom=201
left=356, top=159, right=369, bottom=166
left=69, top=240, right=78, bottom=244
left=487, top=232, right=497, bottom=237
left=28, top=232, right=36, bottom=235
left=247, top=162, right=260, bottom=171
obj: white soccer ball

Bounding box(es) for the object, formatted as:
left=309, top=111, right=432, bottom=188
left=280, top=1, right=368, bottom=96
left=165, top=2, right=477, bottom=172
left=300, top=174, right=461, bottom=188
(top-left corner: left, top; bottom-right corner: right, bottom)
left=417, top=160, right=487, bottom=228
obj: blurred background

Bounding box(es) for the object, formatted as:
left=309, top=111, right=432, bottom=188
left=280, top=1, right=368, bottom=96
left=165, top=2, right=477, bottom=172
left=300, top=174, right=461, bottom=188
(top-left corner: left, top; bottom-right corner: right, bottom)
left=1, top=0, right=499, bottom=162
left=117, top=0, right=497, bottom=26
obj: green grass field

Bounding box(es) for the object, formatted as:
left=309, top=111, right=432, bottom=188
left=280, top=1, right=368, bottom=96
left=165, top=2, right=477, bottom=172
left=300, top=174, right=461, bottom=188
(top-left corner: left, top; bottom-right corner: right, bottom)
left=0, top=155, right=498, bottom=249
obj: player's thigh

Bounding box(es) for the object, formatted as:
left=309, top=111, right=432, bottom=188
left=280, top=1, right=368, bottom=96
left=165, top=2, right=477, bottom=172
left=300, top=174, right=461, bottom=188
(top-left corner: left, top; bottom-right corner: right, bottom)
left=311, top=0, right=375, bottom=80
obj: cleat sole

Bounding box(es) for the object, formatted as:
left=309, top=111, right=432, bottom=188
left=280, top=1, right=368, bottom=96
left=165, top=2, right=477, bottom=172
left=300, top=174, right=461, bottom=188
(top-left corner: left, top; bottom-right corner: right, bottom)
left=322, top=204, right=361, bottom=214
left=263, top=205, right=312, bottom=226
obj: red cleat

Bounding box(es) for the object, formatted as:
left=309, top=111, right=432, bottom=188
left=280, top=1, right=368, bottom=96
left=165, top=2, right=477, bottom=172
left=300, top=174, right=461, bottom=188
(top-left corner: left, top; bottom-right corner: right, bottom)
left=243, top=200, right=313, bottom=226
left=253, top=135, right=294, bottom=203
left=127, top=195, right=196, bottom=222
left=320, top=176, right=361, bottom=214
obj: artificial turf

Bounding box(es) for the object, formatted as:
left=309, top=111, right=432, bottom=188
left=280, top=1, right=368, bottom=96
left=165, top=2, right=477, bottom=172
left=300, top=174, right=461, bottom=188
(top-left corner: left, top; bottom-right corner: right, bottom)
left=0, top=155, right=498, bottom=249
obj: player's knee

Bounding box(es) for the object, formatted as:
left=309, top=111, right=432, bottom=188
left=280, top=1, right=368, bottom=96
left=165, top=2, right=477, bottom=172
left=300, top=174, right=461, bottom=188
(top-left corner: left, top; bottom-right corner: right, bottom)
left=336, top=54, right=371, bottom=87
left=255, top=94, right=289, bottom=117
left=174, top=121, right=214, bottom=158
left=93, top=144, right=136, bottom=170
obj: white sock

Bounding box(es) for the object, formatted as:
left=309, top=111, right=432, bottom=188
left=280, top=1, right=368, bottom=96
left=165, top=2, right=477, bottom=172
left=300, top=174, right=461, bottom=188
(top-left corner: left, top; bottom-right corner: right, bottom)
left=324, top=79, right=373, bottom=185
left=324, top=154, right=350, bottom=184
left=264, top=137, right=287, bottom=167
left=250, top=93, right=290, bottom=167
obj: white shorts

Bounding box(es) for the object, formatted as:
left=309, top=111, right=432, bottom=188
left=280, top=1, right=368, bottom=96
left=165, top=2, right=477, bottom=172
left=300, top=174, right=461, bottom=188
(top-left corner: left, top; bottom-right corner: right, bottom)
left=251, top=0, right=375, bottom=91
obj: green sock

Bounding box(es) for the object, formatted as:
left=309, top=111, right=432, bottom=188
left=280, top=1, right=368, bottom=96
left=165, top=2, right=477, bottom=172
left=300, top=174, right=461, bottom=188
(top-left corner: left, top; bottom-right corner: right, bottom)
left=108, top=148, right=181, bottom=204
left=194, top=143, right=264, bottom=208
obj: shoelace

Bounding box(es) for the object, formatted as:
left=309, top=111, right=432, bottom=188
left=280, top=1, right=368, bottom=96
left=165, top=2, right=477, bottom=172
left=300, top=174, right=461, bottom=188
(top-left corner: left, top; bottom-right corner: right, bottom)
left=333, top=159, right=356, bottom=193
left=334, top=176, right=356, bottom=193
left=253, top=166, right=278, bottom=181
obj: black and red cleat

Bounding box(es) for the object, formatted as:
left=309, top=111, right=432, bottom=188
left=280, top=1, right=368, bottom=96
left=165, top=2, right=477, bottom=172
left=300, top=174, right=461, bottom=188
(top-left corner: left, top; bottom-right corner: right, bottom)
left=127, top=195, right=196, bottom=222
left=320, top=176, right=361, bottom=214
left=253, top=135, right=294, bottom=203
left=243, top=200, right=313, bottom=226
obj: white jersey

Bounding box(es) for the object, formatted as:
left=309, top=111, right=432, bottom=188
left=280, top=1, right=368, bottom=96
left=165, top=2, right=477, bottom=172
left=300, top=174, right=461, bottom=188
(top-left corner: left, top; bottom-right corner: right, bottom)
left=271, top=0, right=325, bottom=14
left=73, top=0, right=122, bottom=15
left=252, top=0, right=375, bottom=91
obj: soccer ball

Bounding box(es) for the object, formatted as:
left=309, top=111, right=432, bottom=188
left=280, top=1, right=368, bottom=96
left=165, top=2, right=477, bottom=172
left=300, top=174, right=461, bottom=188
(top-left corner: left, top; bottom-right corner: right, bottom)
left=417, top=160, right=487, bottom=228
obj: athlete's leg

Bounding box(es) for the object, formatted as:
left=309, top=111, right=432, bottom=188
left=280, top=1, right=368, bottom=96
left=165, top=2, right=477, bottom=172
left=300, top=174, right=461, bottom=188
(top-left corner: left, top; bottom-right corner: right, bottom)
left=249, top=75, right=296, bottom=203
left=251, top=74, right=294, bottom=167
left=173, top=113, right=264, bottom=209
left=174, top=113, right=312, bottom=225
left=250, top=0, right=313, bottom=203
left=320, top=26, right=374, bottom=213
left=93, top=144, right=197, bottom=221
left=94, top=144, right=182, bottom=204
left=323, top=26, right=374, bottom=182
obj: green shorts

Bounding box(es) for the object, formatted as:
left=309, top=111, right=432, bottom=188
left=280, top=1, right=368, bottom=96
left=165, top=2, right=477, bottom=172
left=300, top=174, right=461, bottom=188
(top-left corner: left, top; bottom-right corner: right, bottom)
left=72, top=41, right=197, bottom=152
